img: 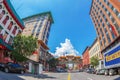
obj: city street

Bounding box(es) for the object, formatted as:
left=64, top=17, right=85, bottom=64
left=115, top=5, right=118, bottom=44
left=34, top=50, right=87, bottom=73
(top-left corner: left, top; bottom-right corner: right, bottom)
left=1, top=71, right=120, bottom=80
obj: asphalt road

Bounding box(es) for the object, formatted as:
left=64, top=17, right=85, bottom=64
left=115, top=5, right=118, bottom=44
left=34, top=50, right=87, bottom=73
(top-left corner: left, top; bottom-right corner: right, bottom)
left=1, top=71, right=120, bottom=80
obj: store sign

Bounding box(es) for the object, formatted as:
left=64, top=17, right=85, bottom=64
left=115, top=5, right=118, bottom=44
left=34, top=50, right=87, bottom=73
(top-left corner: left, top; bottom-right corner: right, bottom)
left=105, top=50, right=120, bottom=62
left=104, top=45, right=120, bottom=67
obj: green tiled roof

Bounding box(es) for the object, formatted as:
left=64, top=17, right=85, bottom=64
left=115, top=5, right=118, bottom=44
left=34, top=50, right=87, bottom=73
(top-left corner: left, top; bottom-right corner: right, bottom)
left=6, top=0, right=24, bottom=27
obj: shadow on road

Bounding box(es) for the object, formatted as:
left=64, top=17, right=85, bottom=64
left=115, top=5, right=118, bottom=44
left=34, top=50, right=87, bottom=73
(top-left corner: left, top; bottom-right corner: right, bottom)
left=114, top=76, right=120, bottom=80
left=0, top=71, right=57, bottom=80
left=0, top=71, right=25, bottom=80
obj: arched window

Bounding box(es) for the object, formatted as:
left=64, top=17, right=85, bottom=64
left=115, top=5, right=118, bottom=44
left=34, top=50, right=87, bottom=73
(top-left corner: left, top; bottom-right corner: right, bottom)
left=2, top=16, right=9, bottom=25
left=0, top=10, right=5, bottom=20
left=0, top=5, right=2, bottom=9
left=7, top=21, right=13, bottom=30
left=18, top=30, right=21, bottom=35
left=8, top=36, right=13, bottom=45
left=12, top=26, right=17, bottom=35
left=3, top=31, right=8, bottom=41
left=0, top=25, right=3, bottom=38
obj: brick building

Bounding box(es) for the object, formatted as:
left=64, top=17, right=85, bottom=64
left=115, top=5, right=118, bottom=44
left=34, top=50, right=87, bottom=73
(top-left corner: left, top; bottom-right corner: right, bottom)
left=90, top=0, right=120, bottom=68
left=82, top=47, right=90, bottom=68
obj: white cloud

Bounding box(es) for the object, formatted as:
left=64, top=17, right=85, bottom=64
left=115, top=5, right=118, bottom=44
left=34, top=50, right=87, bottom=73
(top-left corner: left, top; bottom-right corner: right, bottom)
left=54, top=38, right=79, bottom=57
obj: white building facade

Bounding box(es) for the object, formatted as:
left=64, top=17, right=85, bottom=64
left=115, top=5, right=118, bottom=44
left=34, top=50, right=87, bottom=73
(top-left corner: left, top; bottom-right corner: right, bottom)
left=89, top=38, right=104, bottom=69
left=22, top=12, right=54, bottom=74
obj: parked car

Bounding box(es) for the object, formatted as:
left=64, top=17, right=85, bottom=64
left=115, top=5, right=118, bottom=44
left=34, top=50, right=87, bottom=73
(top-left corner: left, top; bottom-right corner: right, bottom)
left=79, top=69, right=83, bottom=72
left=56, top=68, right=66, bottom=72
left=83, top=68, right=88, bottom=72
left=86, top=68, right=96, bottom=74
left=1, top=62, right=26, bottom=74
left=89, top=68, right=96, bottom=74
left=0, top=63, right=5, bottom=71
left=96, top=69, right=106, bottom=75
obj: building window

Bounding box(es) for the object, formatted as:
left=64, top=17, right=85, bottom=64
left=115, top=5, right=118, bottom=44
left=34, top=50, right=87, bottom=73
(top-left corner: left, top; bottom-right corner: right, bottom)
left=100, top=40, right=103, bottom=47
left=0, top=25, right=3, bottom=38
left=109, top=3, right=113, bottom=9
left=113, top=8, right=119, bottom=16
left=98, top=23, right=100, bottom=27
left=2, top=16, right=9, bottom=25
left=105, top=8, right=107, bottom=12
left=8, top=36, right=13, bottom=45
left=108, top=12, right=111, bottom=17
left=106, top=33, right=111, bottom=43
left=106, top=10, right=109, bottom=15
left=42, top=35, right=45, bottom=41
left=97, top=0, right=99, bottom=2
left=36, top=23, right=42, bottom=34
left=46, top=32, right=49, bottom=39
left=111, top=5, right=114, bottom=10
left=104, top=27, right=107, bottom=33
left=98, top=7, right=100, bottom=11
left=98, top=15, right=100, bottom=18
left=18, top=30, right=22, bottom=35
left=104, top=0, right=106, bottom=2
left=118, top=13, right=120, bottom=19
left=102, top=22, right=104, bottom=26
left=114, top=22, right=119, bottom=32
left=96, top=19, right=98, bottom=23
left=36, top=33, right=39, bottom=38
left=0, top=10, right=5, bottom=20
left=110, top=16, right=115, bottom=23
left=100, top=18, right=102, bottom=22
left=0, top=26, right=3, bottom=38
left=111, top=32, right=116, bottom=39
left=12, top=26, right=17, bottom=35
left=0, top=5, right=2, bottom=9
left=45, top=39, right=48, bottom=45
left=106, top=1, right=110, bottom=6
left=3, top=31, right=8, bottom=41
left=97, top=31, right=100, bottom=36
left=100, top=28, right=104, bottom=37
left=99, top=2, right=101, bottom=5
left=103, top=38, right=106, bottom=46
left=7, top=21, right=13, bottom=30
left=102, top=13, right=105, bottom=17
left=102, top=5, right=104, bottom=8
left=118, top=27, right=120, bottom=34
left=100, top=10, right=102, bottom=14
left=104, top=16, right=108, bottom=22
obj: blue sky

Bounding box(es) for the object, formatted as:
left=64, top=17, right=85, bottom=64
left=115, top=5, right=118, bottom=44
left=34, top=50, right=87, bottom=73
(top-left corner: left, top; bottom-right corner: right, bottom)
left=10, top=0, right=96, bottom=56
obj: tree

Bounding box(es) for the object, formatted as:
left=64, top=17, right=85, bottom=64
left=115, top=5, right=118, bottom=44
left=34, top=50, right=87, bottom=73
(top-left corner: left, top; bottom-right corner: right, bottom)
left=11, top=35, right=37, bottom=62
left=48, top=58, right=59, bottom=69
left=90, top=56, right=99, bottom=68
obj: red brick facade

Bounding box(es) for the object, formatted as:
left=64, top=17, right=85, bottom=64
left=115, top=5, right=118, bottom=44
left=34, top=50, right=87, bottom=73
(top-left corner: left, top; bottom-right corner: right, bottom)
left=82, top=47, right=90, bottom=68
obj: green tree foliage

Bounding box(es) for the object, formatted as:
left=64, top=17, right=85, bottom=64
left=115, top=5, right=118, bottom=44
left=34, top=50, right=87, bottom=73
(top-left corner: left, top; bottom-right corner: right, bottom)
left=48, top=58, right=59, bottom=68
left=11, top=35, right=37, bottom=62
left=90, top=56, right=99, bottom=67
